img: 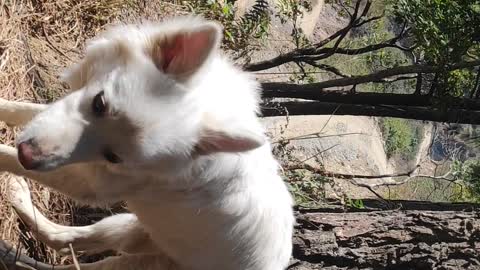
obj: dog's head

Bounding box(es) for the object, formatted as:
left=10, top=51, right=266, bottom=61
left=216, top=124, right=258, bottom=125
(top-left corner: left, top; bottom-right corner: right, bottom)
left=17, top=17, right=265, bottom=172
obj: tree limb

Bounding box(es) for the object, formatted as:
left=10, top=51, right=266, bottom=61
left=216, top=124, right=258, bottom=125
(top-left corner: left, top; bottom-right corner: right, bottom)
left=286, top=162, right=455, bottom=190
left=262, top=90, right=480, bottom=110
left=305, top=61, right=351, bottom=77
left=244, top=0, right=396, bottom=72
left=245, top=0, right=417, bottom=72
left=261, top=101, right=480, bottom=124
left=364, top=170, right=454, bottom=189
left=261, top=59, right=480, bottom=91
left=246, top=36, right=407, bottom=72
left=286, top=163, right=420, bottom=180
left=297, top=39, right=414, bottom=63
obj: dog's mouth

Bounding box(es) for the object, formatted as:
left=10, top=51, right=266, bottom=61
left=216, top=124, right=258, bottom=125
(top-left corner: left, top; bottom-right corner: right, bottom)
left=18, top=153, right=67, bottom=172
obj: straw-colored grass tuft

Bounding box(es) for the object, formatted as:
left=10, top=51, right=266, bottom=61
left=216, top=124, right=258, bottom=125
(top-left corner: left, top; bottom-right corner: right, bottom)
left=0, top=1, right=80, bottom=264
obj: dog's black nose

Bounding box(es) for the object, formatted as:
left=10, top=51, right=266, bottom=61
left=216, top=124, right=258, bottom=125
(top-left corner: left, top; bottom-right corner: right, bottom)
left=17, top=141, right=40, bottom=170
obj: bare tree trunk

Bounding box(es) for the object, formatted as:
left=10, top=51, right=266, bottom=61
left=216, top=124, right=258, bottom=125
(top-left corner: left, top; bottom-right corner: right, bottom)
left=290, top=200, right=480, bottom=270
left=2, top=201, right=479, bottom=270
left=261, top=89, right=480, bottom=109
left=261, top=101, right=480, bottom=124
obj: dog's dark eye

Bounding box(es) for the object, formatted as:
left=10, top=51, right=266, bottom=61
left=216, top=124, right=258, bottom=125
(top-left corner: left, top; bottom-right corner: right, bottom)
left=92, top=91, right=107, bottom=117
left=103, top=149, right=122, bottom=164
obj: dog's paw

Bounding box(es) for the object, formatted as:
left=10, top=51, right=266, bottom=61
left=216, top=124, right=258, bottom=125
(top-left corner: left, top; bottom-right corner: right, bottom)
left=6, top=176, right=32, bottom=212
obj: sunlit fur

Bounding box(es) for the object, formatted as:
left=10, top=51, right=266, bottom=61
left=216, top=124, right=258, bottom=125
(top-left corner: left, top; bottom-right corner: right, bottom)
left=0, top=16, right=294, bottom=270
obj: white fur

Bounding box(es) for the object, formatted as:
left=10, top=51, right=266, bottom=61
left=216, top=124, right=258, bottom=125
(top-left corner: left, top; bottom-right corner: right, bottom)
left=0, top=16, right=294, bottom=270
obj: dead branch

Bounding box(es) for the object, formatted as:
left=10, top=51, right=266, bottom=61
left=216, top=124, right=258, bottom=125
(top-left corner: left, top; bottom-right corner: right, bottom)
left=364, top=170, right=454, bottom=189
left=286, top=159, right=458, bottom=192
left=273, top=132, right=367, bottom=144
left=286, top=163, right=420, bottom=180
left=304, top=61, right=350, bottom=78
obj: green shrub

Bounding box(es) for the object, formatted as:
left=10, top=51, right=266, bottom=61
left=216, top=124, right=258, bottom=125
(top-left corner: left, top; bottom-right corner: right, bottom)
left=284, top=169, right=331, bottom=208
left=452, top=160, right=480, bottom=202
left=381, top=118, right=419, bottom=157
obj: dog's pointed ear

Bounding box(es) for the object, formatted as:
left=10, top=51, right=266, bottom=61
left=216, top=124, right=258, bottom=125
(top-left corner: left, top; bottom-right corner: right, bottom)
left=150, top=22, right=222, bottom=81
left=195, top=122, right=266, bottom=155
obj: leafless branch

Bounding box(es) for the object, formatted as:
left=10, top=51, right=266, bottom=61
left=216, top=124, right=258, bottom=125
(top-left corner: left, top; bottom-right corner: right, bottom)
left=305, top=61, right=351, bottom=78
left=286, top=163, right=421, bottom=180
left=273, top=132, right=367, bottom=144
left=363, top=170, right=455, bottom=189
left=286, top=160, right=457, bottom=192
left=376, top=75, right=417, bottom=83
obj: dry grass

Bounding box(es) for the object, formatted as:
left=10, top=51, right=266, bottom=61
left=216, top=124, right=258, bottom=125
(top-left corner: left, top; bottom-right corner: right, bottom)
left=0, top=1, right=71, bottom=264
left=0, top=0, right=94, bottom=264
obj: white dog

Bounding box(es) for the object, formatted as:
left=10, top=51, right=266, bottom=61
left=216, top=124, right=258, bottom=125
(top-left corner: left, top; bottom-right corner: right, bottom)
left=0, top=16, right=294, bottom=270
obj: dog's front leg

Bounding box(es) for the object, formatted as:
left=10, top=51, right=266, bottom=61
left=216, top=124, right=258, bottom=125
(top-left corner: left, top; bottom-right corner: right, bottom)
left=6, top=176, right=159, bottom=255
left=0, top=99, right=47, bottom=126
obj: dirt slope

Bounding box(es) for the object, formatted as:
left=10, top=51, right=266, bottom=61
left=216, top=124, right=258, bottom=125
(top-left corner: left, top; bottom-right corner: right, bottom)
left=263, top=115, right=394, bottom=199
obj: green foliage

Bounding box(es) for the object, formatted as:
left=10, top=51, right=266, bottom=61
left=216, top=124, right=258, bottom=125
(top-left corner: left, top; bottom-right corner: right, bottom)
left=387, top=176, right=457, bottom=202
left=322, top=1, right=413, bottom=94
left=451, top=160, right=480, bottom=202
left=285, top=169, right=331, bottom=208
left=381, top=118, right=420, bottom=157
left=274, top=0, right=317, bottom=82
left=391, top=0, right=480, bottom=64
left=345, top=197, right=365, bottom=209
left=450, top=182, right=479, bottom=203
left=390, top=0, right=480, bottom=97
left=276, top=0, right=312, bottom=48
left=188, top=0, right=270, bottom=53
left=446, top=69, right=476, bottom=97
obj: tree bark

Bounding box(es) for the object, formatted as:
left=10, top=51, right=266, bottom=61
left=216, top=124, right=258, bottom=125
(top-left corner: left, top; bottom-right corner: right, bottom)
left=261, top=101, right=480, bottom=124
left=260, top=60, right=480, bottom=90
left=290, top=200, right=480, bottom=270
left=1, top=200, right=479, bottom=270
left=261, top=90, right=480, bottom=110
